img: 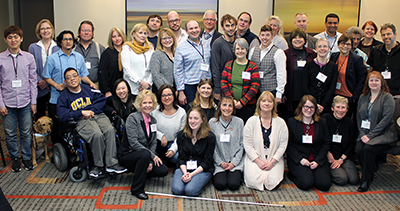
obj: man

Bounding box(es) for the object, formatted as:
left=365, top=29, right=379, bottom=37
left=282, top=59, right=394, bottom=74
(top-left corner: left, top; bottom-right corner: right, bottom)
left=314, top=13, right=342, bottom=53
left=167, top=11, right=188, bottom=45
left=57, top=67, right=127, bottom=178
left=368, top=23, right=400, bottom=96
left=200, top=10, right=222, bottom=50
left=174, top=20, right=211, bottom=107
left=43, top=30, right=97, bottom=144
left=0, top=26, right=37, bottom=172
left=211, top=14, right=237, bottom=101
left=248, top=25, right=286, bottom=103
left=74, top=20, right=105, bottom=83
left=346, top=26, right=369, bottom=67
left=146, top=14, right=162, bottom=49
left=284, top=13, right=318, bottom=49
left=235, top=12, right=258, bottom=46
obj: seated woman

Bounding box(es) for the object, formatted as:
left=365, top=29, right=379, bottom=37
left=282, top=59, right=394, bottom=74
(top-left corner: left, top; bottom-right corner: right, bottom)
left=188, top=79, right=217, bottom=121
left=243, top=91, right=288, bottom=191
left=152, top=84, right=186, bottom=163
left=322, top=96, right=359, bottom=186
left=209, top=96, right=244, bottom=190
left=287, top=95, right=331, bottom=191
left=171, top=107, right=216, bottom=197
left=355, top=71, right=398, bottom=192
left=104, top=78, right=137, bottom=121
left=119, top=90, right=168, bottom=200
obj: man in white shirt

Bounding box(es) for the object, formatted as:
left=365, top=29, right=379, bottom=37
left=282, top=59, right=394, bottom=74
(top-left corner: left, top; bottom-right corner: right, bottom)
left=314, top=13, right=342, bottom=53
left=167, top=11, right=188, bottom=46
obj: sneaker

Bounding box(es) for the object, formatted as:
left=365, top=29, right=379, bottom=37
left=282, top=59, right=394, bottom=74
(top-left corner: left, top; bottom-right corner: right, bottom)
left=11, top=158, right=21, bottom=173
left=22, top=159, right=35, bottom=171
left=106, top=164, right=127, bottom=174
left=89, top=166, right=104, bottom=178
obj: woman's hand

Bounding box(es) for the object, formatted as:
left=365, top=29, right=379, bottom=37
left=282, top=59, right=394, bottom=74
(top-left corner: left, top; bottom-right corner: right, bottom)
left=330, top=159, right=343, bottom=169
left=160, top=136, right=168, bottom=147
left=235, top=101, right=243, bottom=109
left=254, top=158, right=268, bottom=171
left=300, top=158, right=311, bottom=167
left=222, top=162, right=235, bottom=171
left=361, top=135, right=370, bottom=143
left=153, top=156, right=163, bottom=167
left=181, top=172, right=192, bottom=183
left=146, top=163, right=153, bottom=173
left=105, top=91, right=112, bottom=98
left=317, top=104, right=324, bottom=113
left=165, top=150, right=175, bottom=158
left=310, top=161, right=319, bottom=170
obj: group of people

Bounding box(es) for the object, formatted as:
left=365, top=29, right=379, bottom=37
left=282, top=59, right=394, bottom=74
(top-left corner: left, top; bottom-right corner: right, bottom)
left=0, top=8, right=399, bottom=201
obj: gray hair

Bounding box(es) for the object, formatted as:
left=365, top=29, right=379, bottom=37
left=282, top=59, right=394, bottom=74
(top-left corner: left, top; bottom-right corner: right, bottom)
left=233, top=38, right=249, bottom=52
left=266, top=15, right=283, bottom=35
left=203, top=10, right=217, bottom=21
left=332, top=95, right=349, bottom=108
left=346, top=26, right=363, bottom=37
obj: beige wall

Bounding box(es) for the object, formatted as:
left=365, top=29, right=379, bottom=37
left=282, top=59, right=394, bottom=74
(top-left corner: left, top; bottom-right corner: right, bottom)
left=54, top=0, right=399, bottom=47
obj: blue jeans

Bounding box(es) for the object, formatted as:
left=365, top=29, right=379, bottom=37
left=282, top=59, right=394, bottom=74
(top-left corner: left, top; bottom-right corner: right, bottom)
left=184, top=84, right=198, bottom=109
left=3, top=104, right=32, bottom=160
left=171, top=168, right=211, bottom=196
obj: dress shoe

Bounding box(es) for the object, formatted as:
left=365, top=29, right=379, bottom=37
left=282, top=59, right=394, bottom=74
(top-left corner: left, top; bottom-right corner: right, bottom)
left=358, top=180, right=370, bottom=192
left=133, top=192, right=148, bottom=200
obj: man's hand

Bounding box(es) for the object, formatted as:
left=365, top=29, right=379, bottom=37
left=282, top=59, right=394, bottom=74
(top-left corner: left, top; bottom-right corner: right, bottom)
left=31, top=104, right=37, bottom=115
left=38, top=80, right=48, bottom=90
left=89, top=83, right=98, bottom=90
left=0, top=107, right=7, bottom=116
left=81, top=110, right=94, bottom=119
left=178, top=91, right=187, bottom=105
left=55, top=83, right=66, bottom=92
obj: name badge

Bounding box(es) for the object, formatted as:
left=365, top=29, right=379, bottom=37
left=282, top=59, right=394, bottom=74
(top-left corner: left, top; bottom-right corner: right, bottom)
left=12, top=80, right=22, bottom=88
left=85, top=61, right=91, bottom=70
left=150, top=124, right=157, bottom=132
left=297, top=60, right=306, bottom=67
left=186, top=160, right=197, bottom=170
left=332, top=134, right=342, bottom=143
left=361, top=120, right=371, bottom=129
left=220, top=134, right=230, bottom=142
left=242, top=72, right=251, bottom=80
left=381, top=71, right=391, bottom=79
left=302, top=135, right=313, bottom=144
left=200, top=63, right=209, bottom=71
left=259, top=72, right=264, bottom=79
left=336, top=82, right=341, bottom=90
left=316, top=72, right=327, bottom=83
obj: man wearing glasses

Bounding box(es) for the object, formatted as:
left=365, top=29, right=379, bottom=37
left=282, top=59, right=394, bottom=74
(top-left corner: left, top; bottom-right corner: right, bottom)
left=200, top=10, right=222, bottom=50
left=167, top=11, right=188, bottom=46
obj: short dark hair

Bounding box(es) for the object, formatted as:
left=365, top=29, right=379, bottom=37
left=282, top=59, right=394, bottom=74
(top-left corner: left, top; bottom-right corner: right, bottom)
left=4, top=25, right=23, bottom=38
left=157, top=84, right=178, bottom=111
left=78, top=20, right=94, bottom=39
left=56, top=30, right=77, bottom=48
left=221, top=14, right=237, bottom=28
left=64, top=67, right=78, bottom=78
left=338, top=33, right=353, bottom=46
left=325, top=13, right=339, bottom=23
left=238, top=12, right=252, bottom=25
left=289, top=28, right=307, bottom=44
left=380, top=23, right=396, bottom=34
left=147, top=14, right=163, bottom=27
left=260, top=25, right=272, bottom=33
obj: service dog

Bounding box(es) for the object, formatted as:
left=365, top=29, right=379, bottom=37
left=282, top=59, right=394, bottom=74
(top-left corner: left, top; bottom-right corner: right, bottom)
left=32, top=116, right=52, bottom=167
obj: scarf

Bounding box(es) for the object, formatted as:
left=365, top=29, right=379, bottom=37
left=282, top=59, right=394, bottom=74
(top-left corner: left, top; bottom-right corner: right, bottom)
left=118, top=40, right=150, bottom=71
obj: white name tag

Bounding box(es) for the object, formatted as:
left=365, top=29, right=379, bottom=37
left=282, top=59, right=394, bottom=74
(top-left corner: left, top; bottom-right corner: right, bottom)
left=12, top=80, right=22, bottom=88
left=85, top=61, right=91, bottom=70
left=332, top=134, right=342, bottom=143
left=361, top=120, right=371, bottom=129
left=200, top=63, right=209, bottom=71
left=302, top=135, right=313, bottom=144
left=259, top=72, right=264, bottom=79
left=242, top=72, right=251, bottom=80
left=316, top=72, right=327, bottom=83
left=381, top=71, right=391, bottom=79
left=336, top=82, right=341, bottom=90
left=220, top=134, right=230, bottom=142
left=150, top=124, right=157, bottom=132
left=186, top=160, right=197, bottom=170
left=297, top=60, right=306, bottom=67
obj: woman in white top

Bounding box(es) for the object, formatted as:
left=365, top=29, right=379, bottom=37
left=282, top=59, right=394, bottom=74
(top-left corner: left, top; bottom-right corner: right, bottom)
left=120, top=23, right=154, bottom=96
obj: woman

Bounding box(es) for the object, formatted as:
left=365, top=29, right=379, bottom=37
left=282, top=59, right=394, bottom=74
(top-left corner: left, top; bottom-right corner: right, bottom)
left=209, top=96, right=244, bottom=190
left=330, top=34, right=367, bottom=118
left=322, top=96, right=359, bottom=186
left=104, top=78, right=137, bottom=121
left=120, top=23, right=154, bottom=96
left=119, top=90, right=168, bottom=200
left=355, top=71, right=397, bottom=192
left=171, top=107, right=216, bottom=197
left=149, top=28, right=177, bottom=91
left=243, top=91, right=288, bottom=191
left=99, top=27, right=127, bottom=98
left=266, top=15, right=288, bottom=50
left=358, top=21, right=383, bottom=57
left=286, top=95, right=331, bottom=191
left=303, top=38, right=338, bottom=114
left=28, top=19, right=59, bottom=120
left=188, top=79, right=217, bottom=121
left=282, top=28, right=317, bottom=120
left=221, top=38, right=260, bottom=123
left=152, top=84, right=186, bottom=163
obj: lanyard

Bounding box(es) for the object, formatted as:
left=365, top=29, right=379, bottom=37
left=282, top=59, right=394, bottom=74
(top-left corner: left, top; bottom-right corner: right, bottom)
left=143, top=53, right=148, bottom=69
left=187, top=40, right=205, bottom=62
left=79, top=44, right=92, bottom=61
left=366, top=101, right=374, bottom=121
left=333, top=117, right=343, bottom=134
left=11, top=55, right=18, bottom=79
left=328, top=34, right=337, bottom=50
left=220, top=117, right=232, bottom=134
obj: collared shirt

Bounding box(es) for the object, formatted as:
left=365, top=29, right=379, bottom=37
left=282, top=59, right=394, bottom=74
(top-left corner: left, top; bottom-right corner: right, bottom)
left=74, top=40, right=105, bottom=82
left=0, top=49, right=37, bottom=108
left=248, top=43, right=287, bottom=98
left=43, top=49, right=89, bottom=104
left=174, top=38, right=211, bottom=91
left=314, top=31, right=342, bottom=53
left=176, top=28, right=188, bottom=46
left=142, top=112, right=151, bottom=137
left=202, top=29, right=214, bottom=50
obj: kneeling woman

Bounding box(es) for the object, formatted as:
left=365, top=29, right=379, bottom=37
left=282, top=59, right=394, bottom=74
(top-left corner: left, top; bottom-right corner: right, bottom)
left=171, top=107, right=216, bottom=196
left=119, top=90, right=168, bottom=200
left=287, top=95, right=331, bottom=191
left=243, top=91, right=288, bottom=191
left=209, top=96, right=244, bottom=190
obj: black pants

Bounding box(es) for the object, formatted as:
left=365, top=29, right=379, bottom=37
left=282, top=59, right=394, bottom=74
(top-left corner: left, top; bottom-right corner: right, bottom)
left=35, top=93, right=50, bottom=121
left=48, top=103, right=60, bottom=144
left=236, top=104, right=256, bottom=124
left=119, top=149, right=168, bottom=194
left=0, top=186, right=12, bottom=211
left=213, top=170, right=242, bottom=190
left=287, top=158, right=331, bottom=191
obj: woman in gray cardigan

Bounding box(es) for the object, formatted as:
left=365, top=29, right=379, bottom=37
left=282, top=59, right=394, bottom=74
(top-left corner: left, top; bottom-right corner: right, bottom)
left=209, top=96, right=244, bottom=190
left=356, top=71, right=398, bottom=192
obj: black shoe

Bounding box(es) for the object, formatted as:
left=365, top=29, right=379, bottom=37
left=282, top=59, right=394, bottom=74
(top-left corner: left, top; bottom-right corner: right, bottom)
left=89, top=166, right=105, bottom=178
left=11, top=158, right=21, bottom=173
left=358, top=180, right=370, bottom=192
left=106, top=164, right=127, bottom=174
left=22, top=160, right=35, bottom=171
left=132, top=192, right=148, bottom=200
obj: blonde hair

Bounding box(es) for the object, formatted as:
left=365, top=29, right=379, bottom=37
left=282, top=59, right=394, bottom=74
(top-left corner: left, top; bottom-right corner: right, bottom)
left=331, top=95, right=349, bottom=109
left=35, top=19, right=55, bottom=40
left=129, top=23, right=151, bottom=47
left=254, top=91, right=278, bottom=117
left=107, top=27, right=127, bottom=49
left=134, top=90, right=158, bottom=112
left=156, top=28, right=177, bottom=54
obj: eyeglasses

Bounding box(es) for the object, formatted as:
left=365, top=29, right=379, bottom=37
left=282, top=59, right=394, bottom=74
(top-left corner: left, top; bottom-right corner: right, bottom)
left=162, top=93, right=173, bottom=98
left=161, top=36, right=172, bottom=41
left=168, top=19, right=180, bottom=24
left=62, top=38, right=73, bottom=42
left=65, top=74, right=78, bottom=80
left=204, top=18, right=216, bottom=22
left=303, top=105, right=315, bottom=110
left=340, top=42, right=352, bottom=47
left=40, top=27, right=52, bottom=31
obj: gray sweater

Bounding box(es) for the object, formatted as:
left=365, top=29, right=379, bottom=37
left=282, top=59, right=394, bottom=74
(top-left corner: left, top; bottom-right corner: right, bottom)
left=149, top=50, right=174, bottom=89
left=211, top=36, right=235, bottom=94
left=209, top=116, right=244, bottom=175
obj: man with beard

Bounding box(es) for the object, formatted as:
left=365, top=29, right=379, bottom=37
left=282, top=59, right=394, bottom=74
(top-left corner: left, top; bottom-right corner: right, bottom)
left=146, top=14, right=162, bottom=49
left=314, top=13, right=342, bottom=53
left=167, top=11, right=188, bottom=46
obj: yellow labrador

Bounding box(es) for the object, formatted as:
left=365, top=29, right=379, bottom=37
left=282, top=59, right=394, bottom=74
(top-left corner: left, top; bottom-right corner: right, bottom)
left=32, top=116, right=52, bottom=167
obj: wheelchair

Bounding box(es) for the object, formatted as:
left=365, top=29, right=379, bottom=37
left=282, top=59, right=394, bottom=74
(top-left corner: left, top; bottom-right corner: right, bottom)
left=53, top=114, right=125, bottom=183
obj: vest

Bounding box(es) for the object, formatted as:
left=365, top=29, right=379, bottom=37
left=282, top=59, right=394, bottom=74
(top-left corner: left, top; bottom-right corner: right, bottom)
left=251, top=46, right=278, bottom=92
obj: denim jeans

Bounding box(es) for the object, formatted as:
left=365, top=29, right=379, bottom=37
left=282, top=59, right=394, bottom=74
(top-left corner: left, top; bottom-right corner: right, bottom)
left=171, top=168, right=211, bottom=196
left=3, top=104, right=32, bottom=160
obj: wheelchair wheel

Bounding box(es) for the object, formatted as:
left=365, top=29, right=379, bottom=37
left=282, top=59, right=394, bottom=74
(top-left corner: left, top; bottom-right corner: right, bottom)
left=69, top=166, right=87, bottom=183
left=53, top=143, right=68, bottom=172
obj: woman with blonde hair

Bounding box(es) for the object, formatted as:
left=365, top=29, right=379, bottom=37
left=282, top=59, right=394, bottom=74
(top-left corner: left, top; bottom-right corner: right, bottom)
left=188, top=79, right=217, bottom=120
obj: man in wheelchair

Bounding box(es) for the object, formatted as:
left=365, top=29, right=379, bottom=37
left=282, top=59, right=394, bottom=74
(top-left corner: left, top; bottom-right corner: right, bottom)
left=57, top=67, right=127, bottom=178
